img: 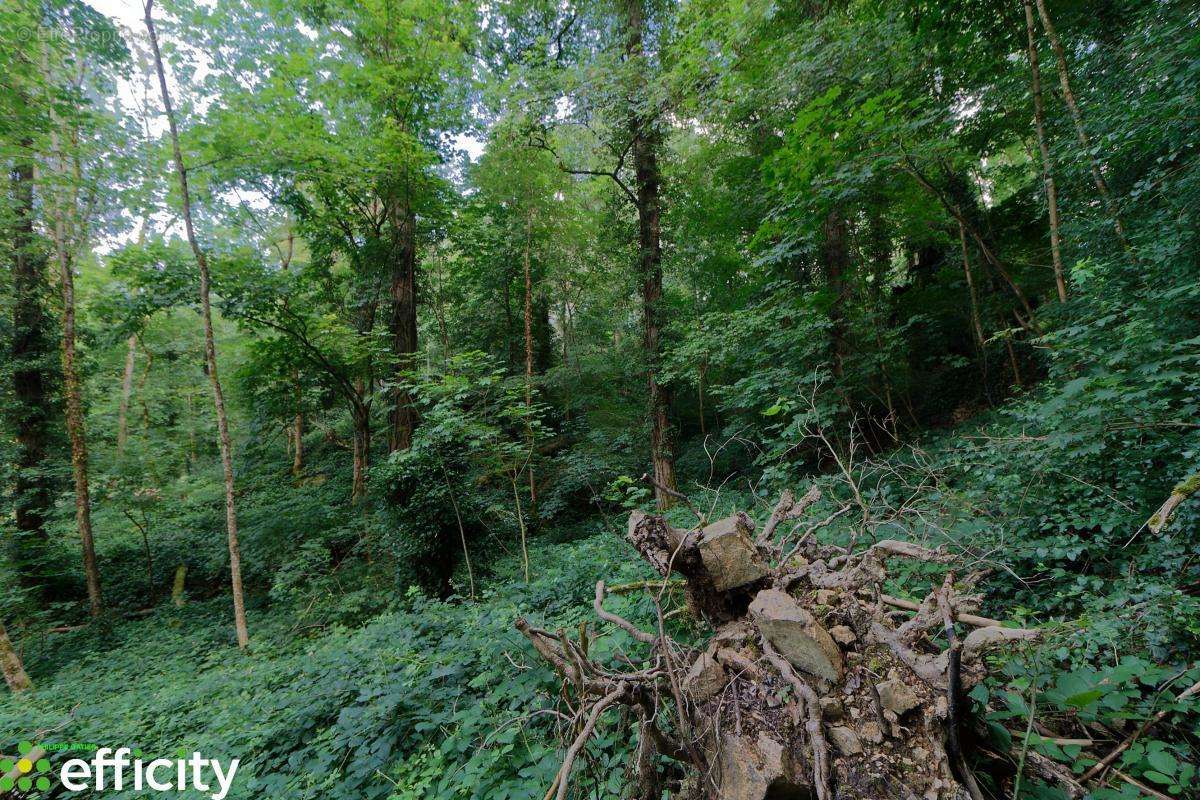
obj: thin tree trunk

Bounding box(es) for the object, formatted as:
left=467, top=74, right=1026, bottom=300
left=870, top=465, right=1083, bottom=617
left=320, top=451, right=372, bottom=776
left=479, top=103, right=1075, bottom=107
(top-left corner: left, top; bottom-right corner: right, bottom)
left=512, top=475, right=530, bottom=583
left=958, top=221, right=986, bottom=350
left=1006, top=333, right=1024, bottom=388
left=1022, top=0, right=1067, bottom=302
left=904, top=161, right=1041, bottom=332
left=124, top=509, right=154, bottom=600
left=697, top=359, right=707, bottom=439
left=522, top=209, right=539, bottom=523
left=1033, top=0, right=1137, bottom=263
left=172, top=565, right=187, bottom=607
left=388, top=201, right=418, bottom=454
left=292, top=412, right=303, bottom=476
left=146, top=0, right=248, bottom=649
left=7, top=137, right=53, bottom=596
left=117, top=334, right=136, bottom=457
left=440, top=463, right=474, bottom=600
left=0, top=623, right=32, bottom=693
left=958, top=220, right=991, bottom=390
left=625, top=0, right=677, bottom=510
left=47, top=142, right=102, bottom=617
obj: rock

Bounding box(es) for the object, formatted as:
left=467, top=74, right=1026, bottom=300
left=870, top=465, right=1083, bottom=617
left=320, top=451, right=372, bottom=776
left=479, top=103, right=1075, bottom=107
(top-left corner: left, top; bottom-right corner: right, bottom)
left=828, top=726, right=863, bottom=756
left=860, top=720, right=884, bottom=744
left=749, top=589, right=844, bottom=682
left=684, top=652, right=727, bottom=702
left=829, top=625, right=856, bottom=645
left=819, top=697, right=845, bottom=721
left=814, top=589, right=837, bottom=606
left=714, top=732, right=784, bottom=800
left=697, top=513, right=769, bottom=591
left=876, top=679, right=921, bottom=716
left=707, top=620, right=753, bottom=651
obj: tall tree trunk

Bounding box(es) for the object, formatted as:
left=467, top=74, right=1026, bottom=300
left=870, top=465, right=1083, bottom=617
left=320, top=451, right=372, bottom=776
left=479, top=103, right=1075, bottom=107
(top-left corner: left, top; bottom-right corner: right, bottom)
left=1022, top=0, right=1067, bottom=302
left=1033, top=0, right=1137, bottom=263
left=117, top=334, right=136, bottom=457
left=146, top=0, right=248, bottom=649
left=522, top=209, right=539, bottom=522
left=624, top=0, right=677, bottom=510
left=7, top=141, right=53, bottom=597
left=46, top=144, right=102, bottom=617
left=0, top=622, right=32, bottom=693
left=388, top=201, right=418, bottom=455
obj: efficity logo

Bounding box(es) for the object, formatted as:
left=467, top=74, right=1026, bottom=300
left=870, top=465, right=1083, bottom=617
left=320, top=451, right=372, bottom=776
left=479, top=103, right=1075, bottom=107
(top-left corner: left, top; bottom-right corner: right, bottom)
left=1, top=742, right=239, bottom=799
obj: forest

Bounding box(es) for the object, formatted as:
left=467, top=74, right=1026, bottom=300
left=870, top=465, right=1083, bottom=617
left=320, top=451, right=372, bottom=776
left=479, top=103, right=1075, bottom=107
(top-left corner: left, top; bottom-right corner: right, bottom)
left=0, top=0, right=1197, bottom=797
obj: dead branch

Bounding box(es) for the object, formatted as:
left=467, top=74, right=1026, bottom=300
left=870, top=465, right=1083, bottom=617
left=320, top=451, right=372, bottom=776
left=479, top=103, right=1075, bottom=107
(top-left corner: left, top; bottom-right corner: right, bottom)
left=517, top=492, right=1044, bottom=800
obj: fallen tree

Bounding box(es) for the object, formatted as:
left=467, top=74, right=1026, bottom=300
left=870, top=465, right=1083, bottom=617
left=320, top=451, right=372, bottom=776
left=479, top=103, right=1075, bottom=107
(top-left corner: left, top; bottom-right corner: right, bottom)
left=516, top=484, right=1041, bottom=800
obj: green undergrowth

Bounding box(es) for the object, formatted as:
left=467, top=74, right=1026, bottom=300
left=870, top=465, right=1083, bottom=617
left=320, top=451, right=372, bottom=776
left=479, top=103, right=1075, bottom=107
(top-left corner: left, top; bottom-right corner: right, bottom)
left=4, top=398, right=1198, bottom=799
left=0, top=531, right=671, bottom=800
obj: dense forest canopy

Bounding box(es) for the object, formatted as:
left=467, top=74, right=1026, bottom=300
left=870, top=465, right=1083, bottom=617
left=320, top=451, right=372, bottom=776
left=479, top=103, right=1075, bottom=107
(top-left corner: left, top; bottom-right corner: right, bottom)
left=0, top=0, right=1198, bottom=797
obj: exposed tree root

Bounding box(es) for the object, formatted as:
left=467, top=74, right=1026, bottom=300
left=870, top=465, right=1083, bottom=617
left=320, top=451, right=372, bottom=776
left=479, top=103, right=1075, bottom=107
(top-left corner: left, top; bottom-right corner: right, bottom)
left=516, top=491, right=1042, bottom=799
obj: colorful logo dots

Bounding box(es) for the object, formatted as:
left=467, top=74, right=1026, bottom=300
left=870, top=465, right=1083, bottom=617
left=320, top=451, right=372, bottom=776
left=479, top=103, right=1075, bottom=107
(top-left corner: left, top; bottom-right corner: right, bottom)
left=2, top=742, right=53, bottom=794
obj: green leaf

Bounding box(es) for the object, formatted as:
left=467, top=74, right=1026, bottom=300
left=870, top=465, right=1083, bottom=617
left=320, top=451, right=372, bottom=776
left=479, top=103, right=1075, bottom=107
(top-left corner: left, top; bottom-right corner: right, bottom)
left=1064, top=689, right=1103, bottom=708
left=1145, top=749, right=1177, bottom=776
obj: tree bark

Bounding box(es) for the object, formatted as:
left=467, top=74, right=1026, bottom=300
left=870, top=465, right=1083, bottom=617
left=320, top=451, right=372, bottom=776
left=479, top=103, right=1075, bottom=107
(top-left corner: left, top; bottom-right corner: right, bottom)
left=1033, top=0, right=1137, bottom=263
left=388, top=201, right=418, bottom=455
left=1022, top=0, right=1067, bottom=302
left=146, top=0, right=248, bottom=649
left=117, top=334, right=137, bottom=457
left=0, top=622, right=32, bottom=693
left=7, top=139, right=53, bottom=596
left=292, top=412, right=303, bottom=477
left=624, top=0, right=677, bottom=510
left=46, top=143, right=103, bottom=617
left=172, top=565, right=187, bottom=607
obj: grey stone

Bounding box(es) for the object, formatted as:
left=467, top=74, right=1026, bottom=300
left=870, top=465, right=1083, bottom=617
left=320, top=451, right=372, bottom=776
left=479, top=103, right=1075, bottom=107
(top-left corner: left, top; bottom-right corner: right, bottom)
left=697, top=513, right=769, bottom=591
left=860, top=720, right=884, bottom=744
left=876, top=679, right=921, bottom=716
left=829, top=625, right=857, bottom=645
left=714, top=733, right=785, bottom=800
left=683, top=652, right=727, bottom=702
left=749, top=589, right=844, bottom=682
left=828, top=726, right=863, bottom=756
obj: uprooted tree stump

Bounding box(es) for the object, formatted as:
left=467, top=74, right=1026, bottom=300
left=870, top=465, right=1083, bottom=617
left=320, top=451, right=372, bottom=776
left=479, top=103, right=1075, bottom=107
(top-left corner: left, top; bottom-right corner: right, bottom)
left=516, top=487, right=1040, bottom=800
